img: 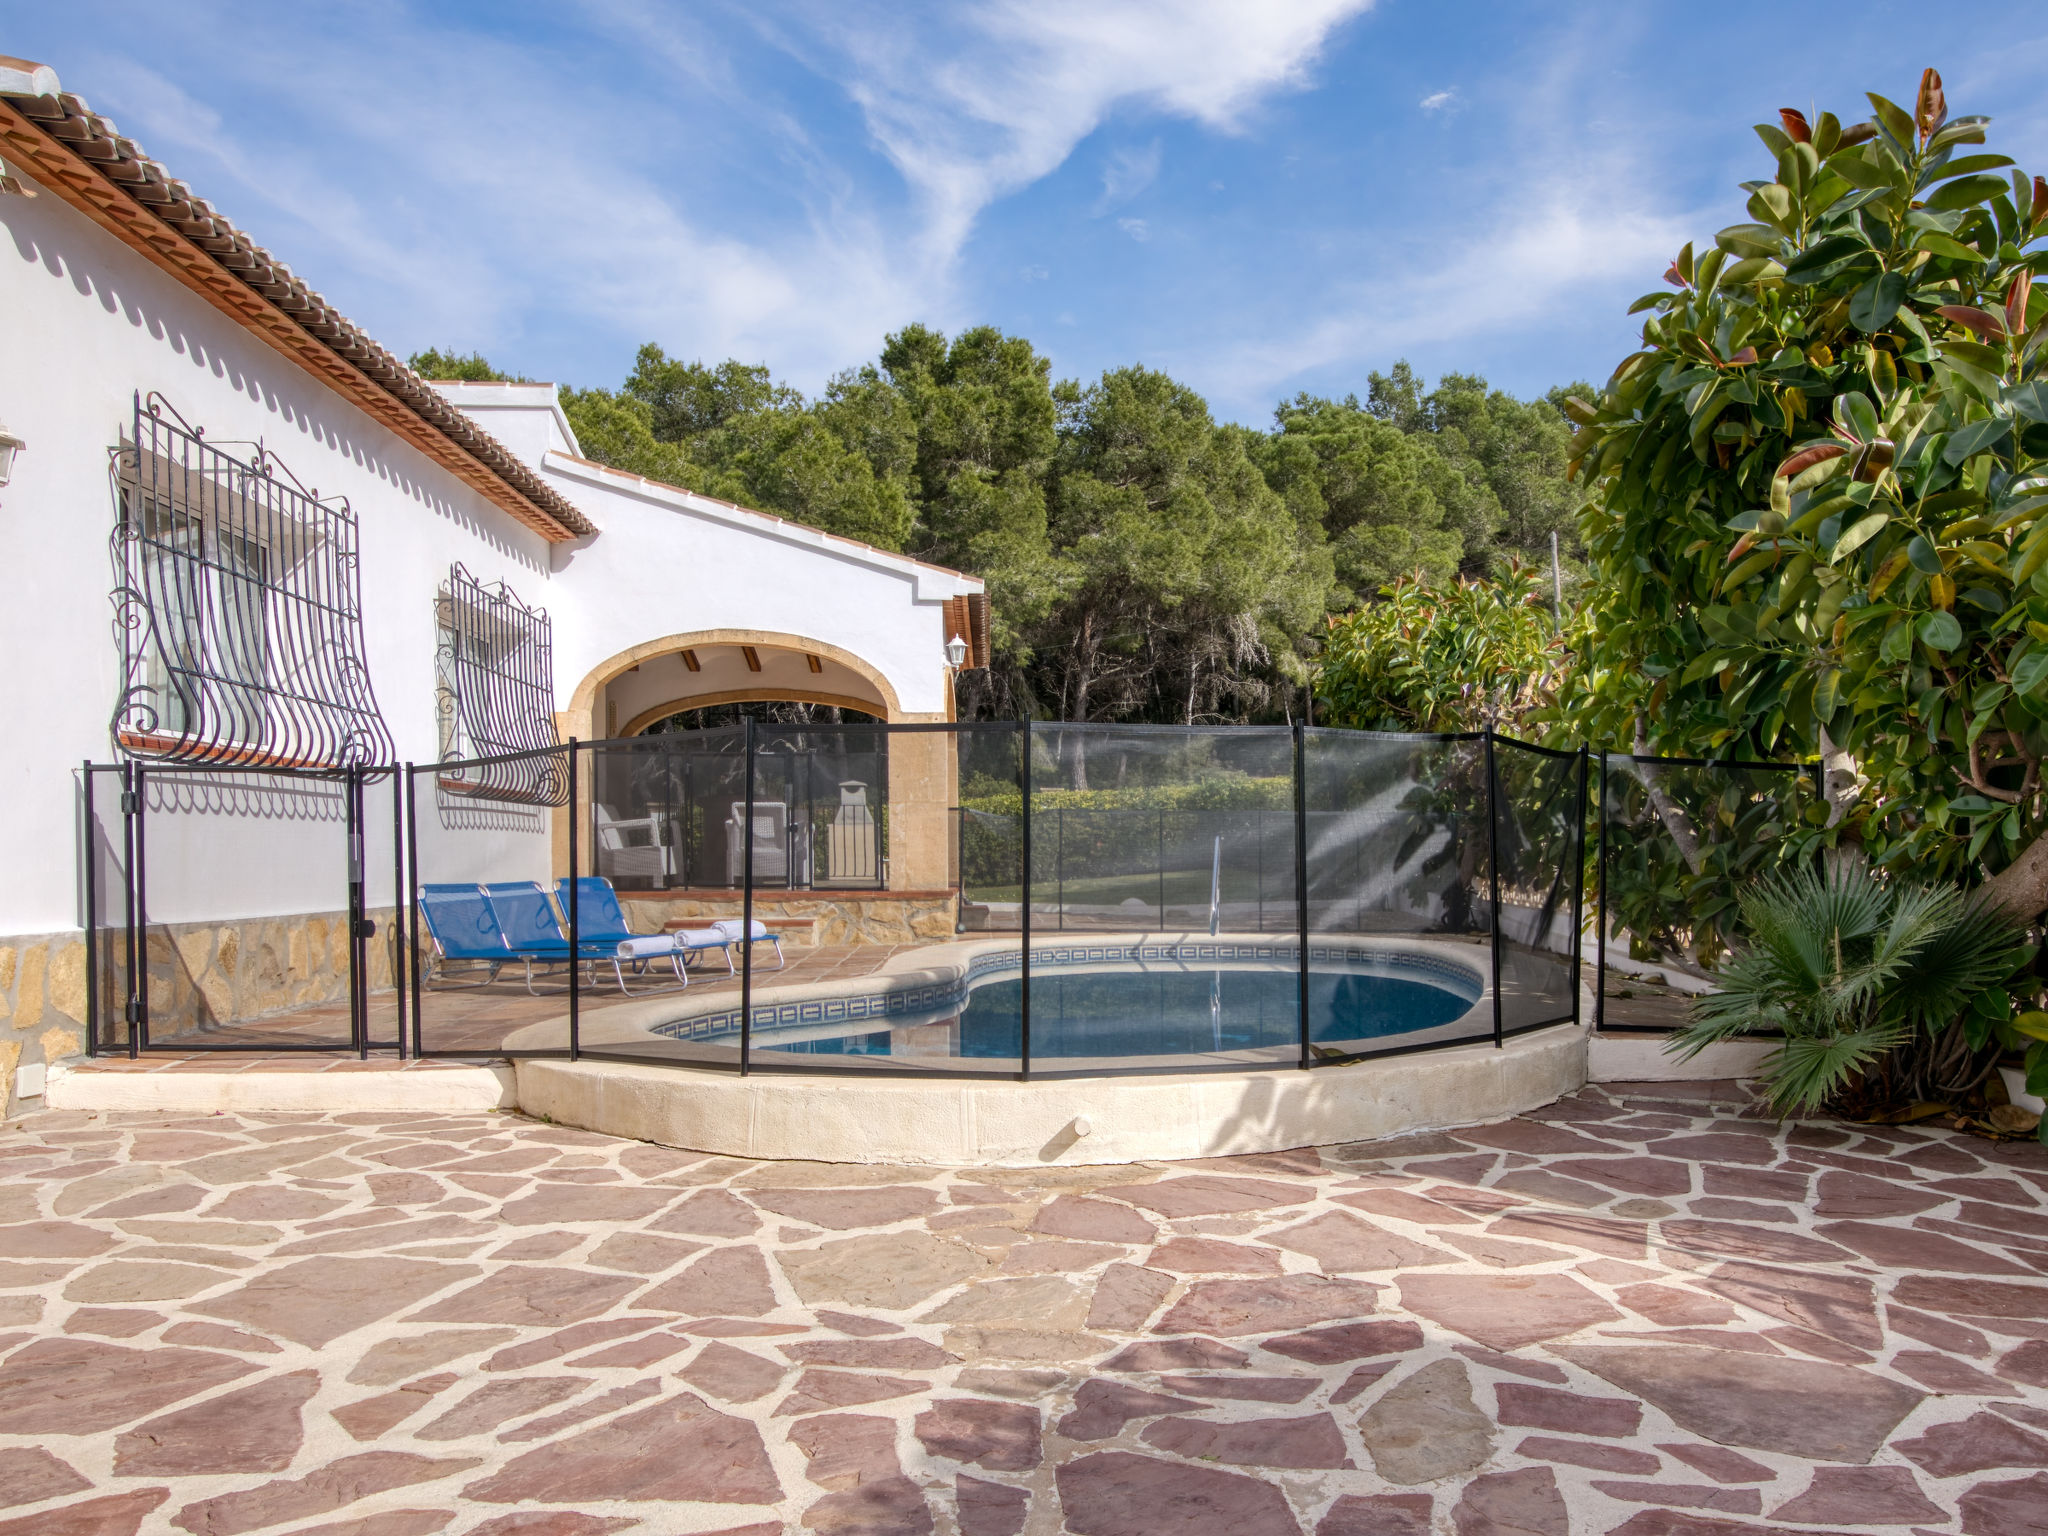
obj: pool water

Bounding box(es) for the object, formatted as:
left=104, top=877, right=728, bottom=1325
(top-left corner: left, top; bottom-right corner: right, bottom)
left=773, top=966, right=1476, bottom=1059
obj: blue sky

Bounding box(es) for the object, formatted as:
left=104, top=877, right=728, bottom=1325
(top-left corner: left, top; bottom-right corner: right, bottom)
left=8, top=2, right=2048, bottom=423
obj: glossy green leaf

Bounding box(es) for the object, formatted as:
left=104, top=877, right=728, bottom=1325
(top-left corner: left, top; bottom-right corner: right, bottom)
left=2013, top=649, right=2048, bottom=696
left=2008, top=381, right=2048, bottom=424
left=1920, top=610, right=1965, bottom=651
left=1832, top=510, right=1889, bottom=560
left=1812, top=667, right=1843, bottom=720
left=1837, top=391, right=1882, bottom=443
left=1850, top=271, right=1909, bottom=332
left=1924, top=153, right=2016, bottom=185
left=1716, top=223, right=1782, bottom=259
left=1829, top=151, right=1895, bottom=191
left=1784, top=234, right=1875, bottom=286
left=1867, top=93, right=1917, bottom=149
left=1927, top=174, right=2013, bottom=212
left=1916, top=230, right=1985, bottom=262
left=1945, top=416, right=2015, bottom=464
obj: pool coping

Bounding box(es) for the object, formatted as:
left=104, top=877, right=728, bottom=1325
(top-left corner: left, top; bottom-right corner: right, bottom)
left=500, top=930, right=1497, bottom=1060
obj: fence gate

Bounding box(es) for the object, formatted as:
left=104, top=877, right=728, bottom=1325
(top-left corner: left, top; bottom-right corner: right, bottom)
left=84, top=761, right=407, bottom=1057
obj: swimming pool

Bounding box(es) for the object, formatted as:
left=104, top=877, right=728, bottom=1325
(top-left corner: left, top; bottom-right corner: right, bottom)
left=546, top=934, right=1498, bottom=1074
left=776, top=965, right=1477, bottom=1059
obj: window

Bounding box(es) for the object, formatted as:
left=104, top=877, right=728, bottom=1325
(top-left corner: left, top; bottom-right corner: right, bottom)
left=112, top=393, right=392, bottom=767
left=435, top=563, right=565, bottom=804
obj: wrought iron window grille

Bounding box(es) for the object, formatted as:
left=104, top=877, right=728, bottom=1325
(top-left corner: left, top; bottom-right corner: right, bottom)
left=435, top=563, right=566, bottom=805
left=110, top=392, right=393, bottom=769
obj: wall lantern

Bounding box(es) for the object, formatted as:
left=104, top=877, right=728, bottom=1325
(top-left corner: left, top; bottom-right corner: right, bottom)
left=0, top=420, right=23, bottom=488
left=944, top=634, right=969, bottom=669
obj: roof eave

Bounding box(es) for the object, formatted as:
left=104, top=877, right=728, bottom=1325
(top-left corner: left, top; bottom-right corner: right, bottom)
left=0, top=74, right=594, bottom=543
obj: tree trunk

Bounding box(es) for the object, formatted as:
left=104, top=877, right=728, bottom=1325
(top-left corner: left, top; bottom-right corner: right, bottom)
left=1819, top=725, right=1862, bottom=832
left=1070, top=610, right=1094, bottom=792
left=1633, top=718, right=1703, bottom=877
left=1981, top=831, right=2048, bottom=922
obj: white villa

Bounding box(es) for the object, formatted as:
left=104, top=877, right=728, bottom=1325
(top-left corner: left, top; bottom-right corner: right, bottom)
left=0, top=56, right=987, bottom=1114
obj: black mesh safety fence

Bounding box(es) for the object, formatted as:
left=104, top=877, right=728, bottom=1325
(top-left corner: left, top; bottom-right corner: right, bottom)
left=1593, top=755, right=1812, bottom=1034
left=1301, top=730, right=1497, bottom=1061
left=81, top=764, right=132, bottom=1057
left=1492, top=736, right=1586, bottom=1039
left=83, top=762, right=405, bottom=1055
left=83, top=724, right=1609, bottom=1076
left=406, top=744, right=572, bottom=1057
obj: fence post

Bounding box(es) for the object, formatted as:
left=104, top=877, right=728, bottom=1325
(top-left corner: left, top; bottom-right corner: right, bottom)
left=406, top=763, right=423, bottom=1056
left=122, top=761, right=139, bottom=1058
left=133, top=763, right=149, bottom=1052
left=740, top=719, right=755, bottom=1077
left=1019, top=719, right=1033, bottom=1080
left=568, top=740, right=581, bottom=1062
left=1294, top=723, right=1310, bottom=1069
left=389, top=765, right=408, bottom=1059
left=1485, top=729, right=1504, bottom=1050
left=1570, top=747, right=1589, bottom=1028
left=348, top=764, right=367, bottom=1059
left=82, top=764, right=99, bottom=1058
left=1594, top=752, right=1608, bottom=1034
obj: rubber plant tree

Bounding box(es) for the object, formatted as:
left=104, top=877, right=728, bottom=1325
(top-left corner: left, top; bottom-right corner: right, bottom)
left=1559, top=70, right=2048, bottom=1118
left=1563, top=70, right=2048, bottom=901
left=1317, top=561, right=1568, bottom=734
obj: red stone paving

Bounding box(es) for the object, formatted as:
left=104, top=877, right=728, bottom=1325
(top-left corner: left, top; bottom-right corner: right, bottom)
left=4, top=1080, right=2048, bottom=1530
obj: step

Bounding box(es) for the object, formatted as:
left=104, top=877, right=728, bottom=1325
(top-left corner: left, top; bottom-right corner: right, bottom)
left=49, top=1057, right=516, bottom=1113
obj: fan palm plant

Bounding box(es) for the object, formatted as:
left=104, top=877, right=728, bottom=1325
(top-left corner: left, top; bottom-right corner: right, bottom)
left=1673, top=860, right=2029, bottom=1117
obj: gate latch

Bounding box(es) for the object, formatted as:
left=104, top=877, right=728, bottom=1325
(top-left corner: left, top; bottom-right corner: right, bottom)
left=353, top=918, right=378, bottom=940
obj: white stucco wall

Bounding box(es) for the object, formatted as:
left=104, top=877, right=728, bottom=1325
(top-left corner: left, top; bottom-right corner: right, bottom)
left=540, top=452, right=972, bottom=723
left=421, top=384, right=973, bottom=722
left=0, top=176, right=977, bottom=944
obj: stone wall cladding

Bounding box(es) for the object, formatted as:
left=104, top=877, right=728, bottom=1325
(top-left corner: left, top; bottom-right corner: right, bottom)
left=142, top=907, right=398, bottom=1033
left=620, top=895, right=958, bottom=947
left=0, top=930, right=88, bottom=1118
left=0, top=908, right=397, bottom=1116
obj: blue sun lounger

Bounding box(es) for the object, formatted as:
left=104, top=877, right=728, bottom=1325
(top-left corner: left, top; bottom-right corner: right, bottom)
left=555, top=877, right=731, bottom=986
left=484, top=880, right=691, bottom=995
left=416, top=883, right=526, bottom=988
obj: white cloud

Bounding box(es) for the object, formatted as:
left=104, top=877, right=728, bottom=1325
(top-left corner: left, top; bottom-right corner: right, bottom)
left=1419, top=88, right=1455, bottom=112
left=768, top=0, right=1375, bottom=269
left=1095, top=140, right=1162, bottom=213
left=69, top=1, right=1371, bottom=390
left=1117, top=218, right=1151, bottom=242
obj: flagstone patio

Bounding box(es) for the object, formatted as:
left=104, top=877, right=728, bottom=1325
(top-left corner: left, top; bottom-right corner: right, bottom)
left=3, top=1079, right=2047, bottom=1535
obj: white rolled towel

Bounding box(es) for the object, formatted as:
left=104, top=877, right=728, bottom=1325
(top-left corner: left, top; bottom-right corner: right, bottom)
left=612, top=935, right=680, bottom=959
left=712, top=918, right=772, bottom=942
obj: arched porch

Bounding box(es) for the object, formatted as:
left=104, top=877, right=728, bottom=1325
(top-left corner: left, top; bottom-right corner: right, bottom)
left=557, top=631, right=960, bottom=944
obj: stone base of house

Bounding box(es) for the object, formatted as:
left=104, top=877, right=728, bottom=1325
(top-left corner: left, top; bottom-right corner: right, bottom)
left=1, top=908, right=400, bottom=1116
left=137, top=907, right=401, bottom=1030
left=0, top=931, right=89, bottom=1119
